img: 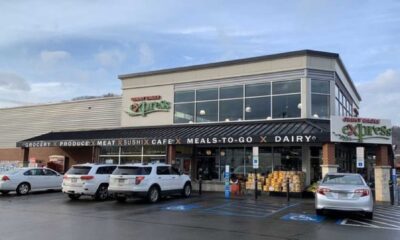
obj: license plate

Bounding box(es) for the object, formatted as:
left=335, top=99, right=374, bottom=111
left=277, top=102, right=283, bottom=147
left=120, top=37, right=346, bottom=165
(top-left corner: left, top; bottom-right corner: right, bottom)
left=118, top=179, right=125, bottom=183
left=71, top=178, right=77, bottom=183
left=338, top=193, right=348, bottom=199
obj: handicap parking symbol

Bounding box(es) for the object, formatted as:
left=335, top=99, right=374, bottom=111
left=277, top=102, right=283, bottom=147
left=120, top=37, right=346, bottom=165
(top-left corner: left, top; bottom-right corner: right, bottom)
left=164, top=204, right=200, bottom=211
left=281, top=213, right=325, bottom=223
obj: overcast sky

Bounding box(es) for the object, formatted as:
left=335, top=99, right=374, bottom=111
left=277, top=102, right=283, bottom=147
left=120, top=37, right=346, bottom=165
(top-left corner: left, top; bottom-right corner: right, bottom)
left=0, top=0, right=399, bottom=125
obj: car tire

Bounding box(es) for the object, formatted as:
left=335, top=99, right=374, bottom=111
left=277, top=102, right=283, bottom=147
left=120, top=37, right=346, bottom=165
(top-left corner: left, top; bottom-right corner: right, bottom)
left=68, top=194, right=81, bottom=200
left=148, top=186, right=160, bottom=203
left=365, top=212, right=373, bottom=220
left=316, top=209, right=324, bottom=216
left=182, top=182, right=191, bottom=198
left=95, top=184, right=109, bottom=201
left=116, top=196, right=127, bottom=203
left=16, top=182, right=30, bottom=195
left=0, top=190, right=10, bottom=195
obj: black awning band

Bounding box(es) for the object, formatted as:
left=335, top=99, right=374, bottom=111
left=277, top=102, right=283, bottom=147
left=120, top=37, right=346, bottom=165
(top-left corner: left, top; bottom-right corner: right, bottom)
left=17, top=119, right=330, bottom=148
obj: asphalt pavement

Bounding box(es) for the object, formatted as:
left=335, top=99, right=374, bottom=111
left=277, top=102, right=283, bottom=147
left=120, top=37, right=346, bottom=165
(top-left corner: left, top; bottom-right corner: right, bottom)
left=0, top=191, right=399, bottom=240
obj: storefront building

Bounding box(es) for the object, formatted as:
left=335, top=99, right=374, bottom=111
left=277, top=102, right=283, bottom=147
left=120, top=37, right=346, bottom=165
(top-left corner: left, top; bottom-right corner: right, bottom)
left=0, top=50, right=394, bottom=201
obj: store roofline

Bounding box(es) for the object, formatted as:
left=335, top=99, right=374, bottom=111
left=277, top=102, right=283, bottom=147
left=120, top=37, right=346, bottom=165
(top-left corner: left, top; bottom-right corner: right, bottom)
left=118, top=49, right=361, bottom=101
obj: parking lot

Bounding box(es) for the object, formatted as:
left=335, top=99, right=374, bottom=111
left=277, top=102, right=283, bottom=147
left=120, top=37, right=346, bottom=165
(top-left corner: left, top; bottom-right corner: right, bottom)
left=0, top=191, right=399, bottom=240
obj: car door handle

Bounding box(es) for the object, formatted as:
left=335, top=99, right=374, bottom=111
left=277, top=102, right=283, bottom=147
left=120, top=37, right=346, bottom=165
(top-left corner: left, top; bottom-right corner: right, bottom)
left=158, top=177, right=162, bottom=179
left=172, top=177, right=176, bottom=179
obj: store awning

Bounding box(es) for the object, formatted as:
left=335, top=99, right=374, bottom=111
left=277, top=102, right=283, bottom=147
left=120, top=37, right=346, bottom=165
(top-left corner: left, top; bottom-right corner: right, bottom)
left=17, top=119, right=330, bottom=148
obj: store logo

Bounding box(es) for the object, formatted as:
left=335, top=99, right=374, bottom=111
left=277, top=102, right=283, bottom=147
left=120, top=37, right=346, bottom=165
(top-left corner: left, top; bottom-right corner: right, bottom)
left=126, top=95, right=171, bottom=117
left=333, top=117, right=392, bottom=142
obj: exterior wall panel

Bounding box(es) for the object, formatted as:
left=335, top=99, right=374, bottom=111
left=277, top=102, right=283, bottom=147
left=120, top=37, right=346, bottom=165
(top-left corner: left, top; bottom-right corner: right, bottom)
left=0, top=97, right=122, bottom=148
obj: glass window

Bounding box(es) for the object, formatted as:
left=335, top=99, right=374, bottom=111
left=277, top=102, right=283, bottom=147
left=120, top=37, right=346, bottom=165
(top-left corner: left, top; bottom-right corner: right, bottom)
left=66, top=166, right=91, bottom=175
left=196, top=88, right=218, bottom=101
left=174, top=90, right=194, bottom=103
left=219, top=99, right=243, bottom=121
left=311, top=80, right=330, bottom=94
left=273, top=147, right=302, bottom=171
left=157, top=166, right=170, bottom=175
left=143, top=156, right=166, bottom=164
left=196, top=101, right=218, bottom=122
left=120, top=156, right=142, bottom=165
left=113, top=166, right=152, bottom=175
left=43, top=169, right=58, bottom=176
left=174, top=103, right=194, bottom=123
left=245, top=83, right=271, bottom=97
left=335, top=85, right=339, bottom=98
left=143, top=145, right=166, bottom=155
left=121, top=146, right=141, bottom=155
left=259, top=147, right=273, bottom=174
left=100, top=146, right=119, bottom=155
left=272, top=80, right=300, bottom=94
left=312, top=94, right=330, bottom=118
left=220, top=85, right=243, bottom=99
left=245, top=97, right=271, bottom=120
left=272, top=94, right=301, bottom=118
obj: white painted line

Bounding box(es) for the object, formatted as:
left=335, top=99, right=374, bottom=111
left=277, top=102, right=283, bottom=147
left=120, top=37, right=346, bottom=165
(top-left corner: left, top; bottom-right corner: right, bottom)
left=347, top=219, right=380, bottom=228
left=343, top=223, right=400, bottom=231
left=374, top=208, right=400, bottom=215
left=372, top=216, right=400, bottom=226
left=366, top=218, right=400, bottom=228
left=374, top=212, right=400, bottom=220
left=340, top=219, right=347, bottom=225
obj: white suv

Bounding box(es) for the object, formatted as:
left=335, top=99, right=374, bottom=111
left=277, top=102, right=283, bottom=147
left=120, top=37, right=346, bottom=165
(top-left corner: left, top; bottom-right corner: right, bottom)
left=62, top=163, right=117, bottom=200
left=108, top=163, right=191, bottom=203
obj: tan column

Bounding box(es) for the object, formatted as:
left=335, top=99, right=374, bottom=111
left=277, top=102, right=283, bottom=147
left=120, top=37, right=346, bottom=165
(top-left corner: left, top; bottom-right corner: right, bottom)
left=167, top=145, right=176, bottom=165
left=321, top=143, right=338, bottom=177
left=374, top=145, right=391, bottom=202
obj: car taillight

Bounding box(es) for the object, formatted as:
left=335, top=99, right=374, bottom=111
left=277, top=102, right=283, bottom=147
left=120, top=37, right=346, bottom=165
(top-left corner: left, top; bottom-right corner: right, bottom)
left=63, top=176, right=69, bottom=179
left=1, top=176, right=10, bottom=181
left=317, top=187, right=331, bottom=195
left=355, top=189, right=369, bottom=197
left=135, top=176, right=145, bottom=185
left=80, top=175, right=94, bottom=180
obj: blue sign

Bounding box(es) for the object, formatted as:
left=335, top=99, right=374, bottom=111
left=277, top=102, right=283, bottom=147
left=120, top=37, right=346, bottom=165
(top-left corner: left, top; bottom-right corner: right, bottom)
left=281, top=213, right=325, bottom=223
left=224, top=165, right=230, bottom=198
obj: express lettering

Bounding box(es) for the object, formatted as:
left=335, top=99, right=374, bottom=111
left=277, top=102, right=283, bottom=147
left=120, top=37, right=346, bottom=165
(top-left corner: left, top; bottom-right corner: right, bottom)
left=341, top=124, right=392, bottom=141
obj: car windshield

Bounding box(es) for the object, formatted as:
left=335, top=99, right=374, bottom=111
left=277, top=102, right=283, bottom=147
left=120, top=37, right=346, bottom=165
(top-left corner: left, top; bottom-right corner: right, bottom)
left=66, top=166, right=91, bottom=175
left=322, top=175, right=365, bottom=185
left=112, top=166, right=152, bottom=175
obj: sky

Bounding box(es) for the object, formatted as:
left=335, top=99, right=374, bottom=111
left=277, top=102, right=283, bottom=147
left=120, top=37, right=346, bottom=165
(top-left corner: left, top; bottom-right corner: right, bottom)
left=0, top=0, right=399, bottom=125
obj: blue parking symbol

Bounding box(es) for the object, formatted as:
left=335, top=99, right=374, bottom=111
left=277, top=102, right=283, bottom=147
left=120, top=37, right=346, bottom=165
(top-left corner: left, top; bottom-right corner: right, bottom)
left=281, top=213, right=325, bottom=223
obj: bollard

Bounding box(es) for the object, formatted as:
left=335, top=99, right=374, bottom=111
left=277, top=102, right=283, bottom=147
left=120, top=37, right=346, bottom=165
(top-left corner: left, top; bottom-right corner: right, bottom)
left=255, top=169, right=258, bottom=200
left=389, top=179, right=394, bottom=205
left=286, top=177, right=290, bottom=202
left=199, top=175, right=202, bottom=196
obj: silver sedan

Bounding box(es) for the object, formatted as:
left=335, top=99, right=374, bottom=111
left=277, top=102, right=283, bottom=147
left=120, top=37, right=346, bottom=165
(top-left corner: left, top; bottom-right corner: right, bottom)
left=0, top=167, right=63, bottom=195
left=315, top=173, right=374, bottom=219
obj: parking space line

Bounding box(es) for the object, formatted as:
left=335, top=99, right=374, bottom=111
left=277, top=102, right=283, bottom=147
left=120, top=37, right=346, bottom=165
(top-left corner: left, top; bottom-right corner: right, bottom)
left=369, top=217, right=400, bottom=228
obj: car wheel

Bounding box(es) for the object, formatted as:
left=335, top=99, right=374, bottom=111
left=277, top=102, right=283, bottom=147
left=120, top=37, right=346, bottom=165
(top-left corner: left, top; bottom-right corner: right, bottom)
left=16, top=183, right=30, bottom=195
left=316, top=209, right=324, bottom=216
left=116, top=196, right=127, bottom=203
left=148, top=186, right=160, bottom=203
left=0, top=190, right=10, bottom=195
left=95, top=184, right=109, bottom=201
left=68, top=194, right=81, bottom=200
left=365, top=212, right=373, bottom=220
left=182, top=183, right=191, bottom=198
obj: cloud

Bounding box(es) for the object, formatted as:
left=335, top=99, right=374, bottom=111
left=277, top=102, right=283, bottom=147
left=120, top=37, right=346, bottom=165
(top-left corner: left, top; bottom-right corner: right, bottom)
left=95, top=49, right=126, bottom=68
left=138, top=43, right=154, bottom=66
left=0, top=72, right=31, bottom=91
left=40, top=50, right=71, bottom=64
left=358, top=69, right=400, bottom=125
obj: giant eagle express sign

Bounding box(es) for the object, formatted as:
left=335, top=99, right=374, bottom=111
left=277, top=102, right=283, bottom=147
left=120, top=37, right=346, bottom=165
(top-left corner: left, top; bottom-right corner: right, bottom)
left=331, top=116, right=392, bottom=144
left=125, top=95, right=171, bottom=117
